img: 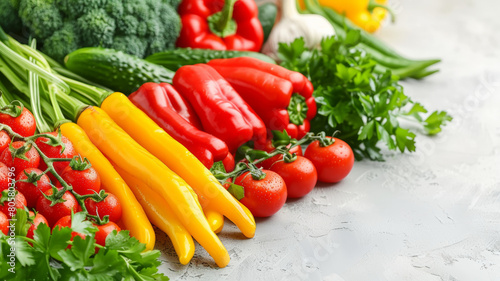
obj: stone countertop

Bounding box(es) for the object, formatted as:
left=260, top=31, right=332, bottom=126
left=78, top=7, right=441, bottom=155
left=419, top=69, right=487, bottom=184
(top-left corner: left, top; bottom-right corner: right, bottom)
left=157, top=0, right=500, bottom=280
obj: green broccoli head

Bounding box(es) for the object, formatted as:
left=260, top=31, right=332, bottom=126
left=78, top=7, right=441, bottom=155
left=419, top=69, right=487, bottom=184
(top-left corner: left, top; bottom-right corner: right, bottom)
left=18, top=0, right=63, bottom=40
left=111, top=35, right=148, bottom=58
left=14, top=0, right=180, bottom=60
left=41, top=23, right=80, bottom=63
left=0, top=0, right=22, bottom=34
left=77, top=9, right=115, bottom=47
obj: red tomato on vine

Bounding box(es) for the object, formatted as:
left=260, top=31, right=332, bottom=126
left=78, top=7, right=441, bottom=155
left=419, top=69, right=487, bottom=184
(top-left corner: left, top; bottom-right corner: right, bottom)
left=269, top=156, right=317, bottom=198
left=235, top=170, right=287, bottom=218
left=304, top=137, right=354, bottom=183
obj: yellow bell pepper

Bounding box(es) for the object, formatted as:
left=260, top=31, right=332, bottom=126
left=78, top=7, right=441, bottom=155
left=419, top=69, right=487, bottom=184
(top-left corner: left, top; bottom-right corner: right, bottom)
left=114, top=164, right=195, bottom=265
left=77, top=106, right=230, bottom=268
left=59, top=122, right=156, bottom=251
left=100, top=92, right=256, bottom=239
left=298, top=0, right=395, bottom=33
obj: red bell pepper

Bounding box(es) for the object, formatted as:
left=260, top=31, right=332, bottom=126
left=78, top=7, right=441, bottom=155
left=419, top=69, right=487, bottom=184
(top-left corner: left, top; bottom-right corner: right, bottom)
left=173, top=64, right=257, bottom=153
left=208, top=58, right=317, bottom=139
left=177, top=0, right=264, bottom=52
left=129, top=82, right=229, bottom=168
left=159, top=83, right=203, bottom=129
left=208, top=57, right=314, bottom=98
left=214, top=73, right=267, bottom=146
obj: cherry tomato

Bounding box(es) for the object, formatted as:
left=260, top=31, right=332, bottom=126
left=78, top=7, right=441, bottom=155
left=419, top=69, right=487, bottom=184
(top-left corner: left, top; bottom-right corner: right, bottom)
left=61, top=164, right=100, bottom=196
left=52, top=215, right=86, bottom=247
left=35, top=132, right=76, bottom=180
left=0, top=163, right=11, bottom=192
left=235, top=170, right=287, bottom=218
left=15, top=168, right=52, bottom=208
left=304, top=137, right=354, bottom=183
left=94, top=222, right=121, bottom=247
left=0, top=211, right=8, bottom=235
left=0, top=131, right=11, bottom=154
left=85, top=193, right=122, bottom=222
left=0, top=191, right=27, bottom=219
left=36, top=189, right=80, bottom=227
left=269, top=156, right=317, bottom=199
left=222, top=153, right=235, bottom=172
left=26, top=211, right=49, bottom=239
left=0, top=141, right=40, bottom=176
left=0, top=107, right=36, bottom=137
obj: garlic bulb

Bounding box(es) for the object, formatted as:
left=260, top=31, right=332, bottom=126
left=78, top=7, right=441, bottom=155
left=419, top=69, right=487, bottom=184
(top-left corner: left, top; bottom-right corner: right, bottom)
left=262, top=0, right=335, bottom=60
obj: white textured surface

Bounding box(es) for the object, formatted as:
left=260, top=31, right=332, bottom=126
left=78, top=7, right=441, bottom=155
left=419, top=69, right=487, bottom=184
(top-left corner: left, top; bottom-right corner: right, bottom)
left=156, top=0, right=500, bottom=280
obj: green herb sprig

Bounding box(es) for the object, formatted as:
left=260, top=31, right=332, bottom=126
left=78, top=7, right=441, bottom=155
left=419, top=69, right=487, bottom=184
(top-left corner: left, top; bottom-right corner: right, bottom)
left=278, top=32, right=452, bottom=160
left=0, top=210, right=168, bottom=280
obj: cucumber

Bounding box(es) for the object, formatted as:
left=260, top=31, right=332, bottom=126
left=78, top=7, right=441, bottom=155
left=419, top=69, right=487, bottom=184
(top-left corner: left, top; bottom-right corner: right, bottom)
left=145, top=48, right=276, bottom=71
left=64, top=47, right=175, bottom=94
left=258, top=3, right=278, bottom=43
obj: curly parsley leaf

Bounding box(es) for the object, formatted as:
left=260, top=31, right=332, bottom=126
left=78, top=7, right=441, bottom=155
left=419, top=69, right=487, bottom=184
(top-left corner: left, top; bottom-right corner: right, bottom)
left=279, top=34, right=452, bottom=160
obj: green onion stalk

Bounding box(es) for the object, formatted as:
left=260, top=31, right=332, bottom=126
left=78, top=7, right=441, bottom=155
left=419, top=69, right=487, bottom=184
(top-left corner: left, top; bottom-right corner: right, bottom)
left=0, top=28, right=109, bottom=224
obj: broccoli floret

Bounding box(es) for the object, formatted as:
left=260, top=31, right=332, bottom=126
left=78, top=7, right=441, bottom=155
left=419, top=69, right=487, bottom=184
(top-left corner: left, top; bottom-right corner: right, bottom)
left=105, top=0, right=124, bottom=20
left=18, top=0, right=63, bottom=40
left=137, top=21, right=148, bottom=38
left=116, top=15, right=139, bottom=36
left=163, top=0, right=181, bottom=9
left=146, top=38, right=168, bottom=57
left=77, top=9, right=115, bottom=47
left=111, top=35, right=148, bottom=58
left=57, top=0, right=107, bottom=18
left=123, top=1, right=149, bottom=21
left=0, top=0, right=22, bottom=34
left=41, top=23, right=80, bottom=62
left=158, top=3, right=180, bottom=49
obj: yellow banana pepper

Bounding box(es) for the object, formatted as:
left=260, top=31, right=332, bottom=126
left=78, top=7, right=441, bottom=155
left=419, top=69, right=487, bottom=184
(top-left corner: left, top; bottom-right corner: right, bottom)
left=188, top=185, right=223, bottom=233
left=77, top=106, right=230, bottom=268
left=100, top=92, right=256, bottom=239
left=299, top=0, right=394, bottom=33
left=204, top=208, right=224, bottom=234
left=59, top=122, right=156, bottom=251
left=114, top=164, right=195, bottom=265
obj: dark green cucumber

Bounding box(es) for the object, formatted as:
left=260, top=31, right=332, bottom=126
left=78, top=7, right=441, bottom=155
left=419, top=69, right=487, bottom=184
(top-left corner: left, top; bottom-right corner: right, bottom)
left=258, top=2, right=278, bottom=43
left=145, top=48, right=276, bottom=71
left=64, top=47, right=175, bottom=94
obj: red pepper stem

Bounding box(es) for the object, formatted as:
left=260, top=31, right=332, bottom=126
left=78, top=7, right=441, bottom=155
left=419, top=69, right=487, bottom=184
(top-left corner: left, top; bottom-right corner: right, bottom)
left=208, top=0, right=238, bottom=38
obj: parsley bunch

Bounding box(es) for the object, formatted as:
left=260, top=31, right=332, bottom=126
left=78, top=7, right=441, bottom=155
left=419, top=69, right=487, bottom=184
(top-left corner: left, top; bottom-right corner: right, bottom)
left=279, top=31, right=452, bottom=160
left=0, top=210, right=168, bottom=280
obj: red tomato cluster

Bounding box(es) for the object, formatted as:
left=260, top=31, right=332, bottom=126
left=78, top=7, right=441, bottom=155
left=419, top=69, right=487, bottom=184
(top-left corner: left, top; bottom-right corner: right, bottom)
left=0, top=107, right=122, bottom=247
left=233, top=137, right=354, bottom=218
